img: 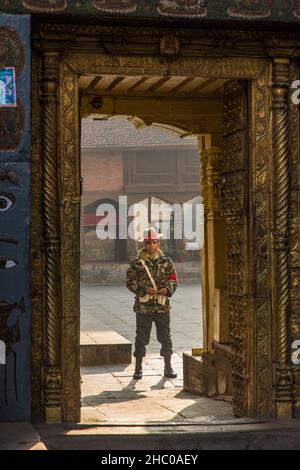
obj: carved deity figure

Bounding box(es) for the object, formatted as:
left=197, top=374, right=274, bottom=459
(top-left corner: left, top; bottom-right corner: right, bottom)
left=158, top=0, right=207, bottom=17
left=228, top=0, right=272, bottom=18
left=22, top=0, right=67, bottom=11
left=93, top=0, right=137, bottom=13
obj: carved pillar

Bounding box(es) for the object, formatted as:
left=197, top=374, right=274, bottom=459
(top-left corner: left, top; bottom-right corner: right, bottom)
left=222, top=80, right=249, bottom=416
left=272, top=58, right=293, bottom=418
left=201, top=146, right=228, bottom=352
left=41, top=51, right=62, bottom=423
left=289, top=60, right=300, bottom=417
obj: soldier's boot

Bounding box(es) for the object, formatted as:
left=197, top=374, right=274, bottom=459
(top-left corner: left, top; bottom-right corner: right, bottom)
left=164, top=355, right=177, bottom=379
left=133, top=356, right=143, bottom=380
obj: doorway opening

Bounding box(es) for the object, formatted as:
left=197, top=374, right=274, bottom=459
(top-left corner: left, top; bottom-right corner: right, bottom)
left=78, top=73, right=233, bottom=424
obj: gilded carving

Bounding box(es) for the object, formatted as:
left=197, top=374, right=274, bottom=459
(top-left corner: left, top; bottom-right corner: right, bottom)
left=32, top=24, right=297, bottom=422
left=201, top=147, right=221, bottom=216
left=158, top=0, right=207, bottom=18
left=60, top=49, right=273, bottom=420
left=160, top=35, right=180, bottom=56
left=60, top=63, right=81, bottom=422
left=289, top=60, right=300, bottom=416
left=221, top=81, right=249, bottom=417
left=41, top=51, right=62, bottom=422
left=251, top=67, right=273, bottom=417
left=226, top=217, right=248, bottom=416
left=66, top=52, right=267, bottom=80
left=30, top=50, right=44, bottom=422
left=271, top=58, right=293, bottom=417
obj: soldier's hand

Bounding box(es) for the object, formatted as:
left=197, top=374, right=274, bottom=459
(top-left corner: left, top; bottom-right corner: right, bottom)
left=146, top=288, right=157, bottom=296
left=157, top=288, right=167, bottom=296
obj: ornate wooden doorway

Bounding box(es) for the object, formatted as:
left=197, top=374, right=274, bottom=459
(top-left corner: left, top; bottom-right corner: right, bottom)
left=31, top=25, right=299, bottom=422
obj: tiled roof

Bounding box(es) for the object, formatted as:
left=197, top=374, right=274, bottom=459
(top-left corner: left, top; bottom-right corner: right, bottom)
left=81, top=116, right=198, bottom=149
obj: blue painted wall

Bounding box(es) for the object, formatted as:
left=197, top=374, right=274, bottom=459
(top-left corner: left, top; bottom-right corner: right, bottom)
left=0, top=13, right=31, bottom=421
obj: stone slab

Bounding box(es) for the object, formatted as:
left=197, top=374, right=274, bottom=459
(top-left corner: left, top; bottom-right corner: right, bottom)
left=35, top=419, right=300, bottom=450
left=80, top=343, right=132, bottom=366
left=0, top=423, right=46, bottom=450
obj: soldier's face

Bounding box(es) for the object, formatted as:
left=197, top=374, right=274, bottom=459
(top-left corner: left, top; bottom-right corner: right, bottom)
left=144, top=240, right=159, bottom=257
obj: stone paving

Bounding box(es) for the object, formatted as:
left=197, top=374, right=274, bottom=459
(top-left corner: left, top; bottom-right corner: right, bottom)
left=80, top=284, right=203, bottom=356
left=80, top=284, right=236, bottom=424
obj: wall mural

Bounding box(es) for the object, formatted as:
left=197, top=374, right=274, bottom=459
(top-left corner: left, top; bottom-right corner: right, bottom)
left=93, top=0, right=137, bottom=13
left=293, top=0, right=300, bottom=18
left=0, top=1, right=300, bottom=22
left=21, top=0, right=67, bottom=11
left=0, top=68, right=17, bottom=108
left=158, top=0, right=207, bottom=17
left=0, top=165, right=30, bottom=419
left=0, top=14, right=30, bottom=421
left=227, top=1, right=272, bottom=18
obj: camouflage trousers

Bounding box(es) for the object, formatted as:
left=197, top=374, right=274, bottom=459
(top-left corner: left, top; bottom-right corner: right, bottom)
left=134, top=312, right=173, bottom=358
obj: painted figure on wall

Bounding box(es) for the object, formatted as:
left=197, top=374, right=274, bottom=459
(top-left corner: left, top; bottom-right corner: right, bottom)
left=0, top=170, right=21, bottom=407
left=0, top=68, right=17, bottom=108
left=0, top=102, right=24, bottom=152
left=228, top=0, right=272, bottom=18
left=0, top=299, right=24, bottom=405
left=21, top=0, right=67, bottom=11
left=93, top=0, right=137, bottom=13
left=0, top=8, right=30, bottom=423
left=158, top=0, right=207, bottom=17
left=293, top=0, right=300, bottom=19
left=0, top=28, right=24, bottom=77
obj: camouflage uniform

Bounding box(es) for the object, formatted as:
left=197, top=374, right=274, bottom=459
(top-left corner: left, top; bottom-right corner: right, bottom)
left=126, top=248, right=178, bottom=358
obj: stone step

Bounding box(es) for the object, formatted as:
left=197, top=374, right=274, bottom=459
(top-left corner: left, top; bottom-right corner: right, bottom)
left=80, top=329, right=132, bottom=366
left=35, top=420, right=300, bottom=450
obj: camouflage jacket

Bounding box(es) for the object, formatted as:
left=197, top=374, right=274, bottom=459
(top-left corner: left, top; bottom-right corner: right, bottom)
left=126, top=248, right=178, bottom=314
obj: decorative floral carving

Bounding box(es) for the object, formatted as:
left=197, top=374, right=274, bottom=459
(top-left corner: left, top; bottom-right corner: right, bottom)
left=22, top=0, right=67, bottom=11
left=30, top=50, right=44, bottom=422
left=158, top=0, right=207, bottom=18
left=93, top=0, right=137, bottom=13
left=60, top=63, right=81, bottom=422
left=289, top=60, right=300, bottom=417
left=221, top=81, right=249, bottom=417
left=228, top=0, right=272, bottom=18
left=252, top=68, right=273, bottom=417
left=33, top=24, right=293, bottom=422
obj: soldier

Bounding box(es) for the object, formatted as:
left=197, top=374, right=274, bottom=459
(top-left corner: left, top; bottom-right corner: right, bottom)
left=126, top=226, right=178, bottom=380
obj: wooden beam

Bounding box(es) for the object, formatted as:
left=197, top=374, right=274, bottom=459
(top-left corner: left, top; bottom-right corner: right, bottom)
left=171, top=77, right=195, bottom=93
left=105, top=76, right=125, bottom=91
left=145, top=76, right=171, bottom=92
left=87, top=76, right=103, bottom=90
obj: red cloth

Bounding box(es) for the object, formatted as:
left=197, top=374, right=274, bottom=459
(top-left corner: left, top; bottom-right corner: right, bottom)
left=168, top=271, right=177, bottom=282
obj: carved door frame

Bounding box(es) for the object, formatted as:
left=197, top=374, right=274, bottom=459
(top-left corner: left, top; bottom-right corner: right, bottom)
left=30, top=28, right=298, bottom=422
